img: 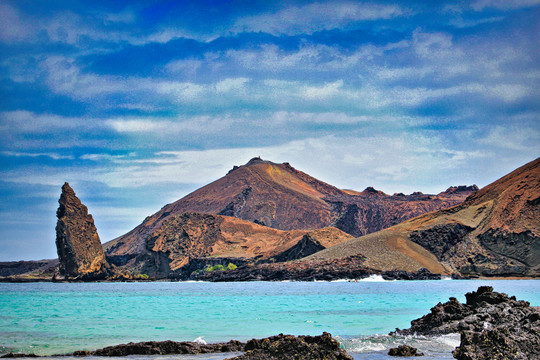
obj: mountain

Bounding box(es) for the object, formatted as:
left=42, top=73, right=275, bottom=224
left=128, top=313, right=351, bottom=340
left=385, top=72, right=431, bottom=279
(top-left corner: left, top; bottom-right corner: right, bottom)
left=308, top=157, right=540, bottom=277
left=104, top=212, right=352, bottom=278
left=106, top=157, right=476, bottom=268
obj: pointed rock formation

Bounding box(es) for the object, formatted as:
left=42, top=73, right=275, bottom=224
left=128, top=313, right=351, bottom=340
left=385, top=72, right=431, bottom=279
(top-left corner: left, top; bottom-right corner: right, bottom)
left=55, top=182, right=110, bottom=280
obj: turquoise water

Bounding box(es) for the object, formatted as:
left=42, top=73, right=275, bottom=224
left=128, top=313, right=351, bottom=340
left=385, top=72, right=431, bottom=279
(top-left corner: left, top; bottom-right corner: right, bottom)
left=1, top=279, right=539, bottom=359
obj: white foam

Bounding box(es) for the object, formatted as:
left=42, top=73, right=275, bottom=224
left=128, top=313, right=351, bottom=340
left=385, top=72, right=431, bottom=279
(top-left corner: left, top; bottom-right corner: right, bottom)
left=193, top=336, right=206, bottom=345
left=357, top=275, right=390, bottom=282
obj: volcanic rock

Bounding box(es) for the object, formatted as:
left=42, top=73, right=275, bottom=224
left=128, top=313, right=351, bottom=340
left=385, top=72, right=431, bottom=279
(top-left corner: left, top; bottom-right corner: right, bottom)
left=388, top=344, right=424, bottom=357
left=105, top=211, right=353, bottom=278
left=227, top=332, right=352, bottom=360
left=393, top=286, right=540, bottom=360
left=91, top=339, right=244, bottom=356
left=55, top=182, right=110, bottom=280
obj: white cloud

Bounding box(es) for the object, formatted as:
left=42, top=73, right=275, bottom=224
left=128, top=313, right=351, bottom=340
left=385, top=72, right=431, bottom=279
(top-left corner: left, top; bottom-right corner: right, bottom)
left=472, top=0, right=540, bottom=10
left=0, top=3, right=33, bottom=42
left=1, top=151, right=73, bottom=160
left=0, top=110, right=93, bottom=133
left=232, top=2, right=404, bottom=35
left=215, top=78, right=250, bottom=93
left=480, top=125, right=540, bottom=151
left=302, top=80, right=344, bottom=100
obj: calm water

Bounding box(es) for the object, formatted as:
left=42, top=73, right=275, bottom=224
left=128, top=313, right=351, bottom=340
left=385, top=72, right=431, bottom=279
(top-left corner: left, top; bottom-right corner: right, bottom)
left=1, top=278, right=539, bottom=359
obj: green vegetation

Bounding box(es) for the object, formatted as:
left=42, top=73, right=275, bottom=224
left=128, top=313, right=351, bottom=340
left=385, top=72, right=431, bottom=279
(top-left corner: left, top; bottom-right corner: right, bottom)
left=204, top=263, right=237, bottom=272
left=135, top=273, right=149, bottom=280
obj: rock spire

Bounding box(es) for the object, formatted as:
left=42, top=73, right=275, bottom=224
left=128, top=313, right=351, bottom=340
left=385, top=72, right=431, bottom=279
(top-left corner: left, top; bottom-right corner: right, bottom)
left=55, top=182, right=110, bottom=280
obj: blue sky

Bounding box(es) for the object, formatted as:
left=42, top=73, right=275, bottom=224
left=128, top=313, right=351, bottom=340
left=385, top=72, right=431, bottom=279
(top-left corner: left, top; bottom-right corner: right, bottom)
left=1, top=0, right=539, bottom=261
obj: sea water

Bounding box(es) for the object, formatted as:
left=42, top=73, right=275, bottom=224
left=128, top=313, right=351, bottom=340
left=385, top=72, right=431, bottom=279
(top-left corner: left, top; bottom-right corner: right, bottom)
left=1, top=279, right=539, bottom=359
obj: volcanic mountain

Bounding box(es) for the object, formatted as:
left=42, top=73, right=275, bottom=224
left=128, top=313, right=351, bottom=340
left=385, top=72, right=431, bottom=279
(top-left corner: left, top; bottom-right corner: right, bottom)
left=308, top=157, right=540, bottom=277
left=105, top=157, right=476, bottom=270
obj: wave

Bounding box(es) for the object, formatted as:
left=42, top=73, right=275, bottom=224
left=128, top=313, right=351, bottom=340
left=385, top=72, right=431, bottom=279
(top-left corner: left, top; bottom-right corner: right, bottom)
left=356, top=275, right=392, bottom=282
left=337, top=333, right=460, bottom=356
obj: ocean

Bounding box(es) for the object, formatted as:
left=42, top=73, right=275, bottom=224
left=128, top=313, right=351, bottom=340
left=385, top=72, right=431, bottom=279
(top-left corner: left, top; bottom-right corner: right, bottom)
left=1, top=278, right=539, bottom=359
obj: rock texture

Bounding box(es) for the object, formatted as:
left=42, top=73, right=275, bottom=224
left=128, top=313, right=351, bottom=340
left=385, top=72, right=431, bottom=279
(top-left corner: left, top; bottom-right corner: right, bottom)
left=190, top=255, right=440, bottom=282
left=90, top=340, right=244, bottom=356
left=2, top=333, right=352, bottom=359
left=309, top=157, right=540, bottom=277
left=393, top=286, right=540, bottom=360
left=388, top=344, right=424, bottom=357
left=227, top=332, right=352, bottom=360
left=105, top=211, right=353, bottom=278
left=108, top=158, right=475, bottom=264
left=55, top=182, right=110, bottom=280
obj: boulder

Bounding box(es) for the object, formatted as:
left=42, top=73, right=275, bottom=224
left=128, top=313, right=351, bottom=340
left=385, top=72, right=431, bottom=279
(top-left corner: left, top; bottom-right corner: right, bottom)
left=227, top=332, right=352, bottom=360
left=388, top=344, right=424, bottom=356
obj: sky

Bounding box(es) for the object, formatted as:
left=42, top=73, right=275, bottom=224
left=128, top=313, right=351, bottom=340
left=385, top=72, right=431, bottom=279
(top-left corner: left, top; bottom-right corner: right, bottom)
left=1, top=0, right=539, bottom=261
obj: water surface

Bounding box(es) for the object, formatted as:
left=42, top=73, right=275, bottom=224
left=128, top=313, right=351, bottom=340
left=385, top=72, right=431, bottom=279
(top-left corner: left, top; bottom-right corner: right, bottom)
left=1, top=279, right=539, bottom=359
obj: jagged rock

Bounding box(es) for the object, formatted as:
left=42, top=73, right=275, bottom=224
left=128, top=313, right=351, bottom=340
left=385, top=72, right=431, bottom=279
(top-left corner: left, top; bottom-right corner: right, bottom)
left=4, top=333, right=352, bottom=359
left=91, top=339, right=244, bottom=356
left=227, top=332, right=352, bottom=360
left=409, top=223, right=474, bottom=261
left=55, top=182, right=110, bottom=280
left=393, top=287, right=540, bottom=360
left=271, top=234, right=326, bottom=262
left=382, top=268, right=441, bottom=280
left=388, top=344, right=424, bottom=356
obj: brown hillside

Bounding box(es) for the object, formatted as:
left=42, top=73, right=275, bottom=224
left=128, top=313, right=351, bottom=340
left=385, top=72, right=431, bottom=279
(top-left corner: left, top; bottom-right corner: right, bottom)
left=309, top=157, right=540, bottom=277
left=104, top=212, right=352, bottom=278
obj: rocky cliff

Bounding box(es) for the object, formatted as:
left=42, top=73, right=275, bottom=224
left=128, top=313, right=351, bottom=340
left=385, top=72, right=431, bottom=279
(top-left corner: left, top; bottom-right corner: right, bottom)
left=55, top=182, right=111, bottom=280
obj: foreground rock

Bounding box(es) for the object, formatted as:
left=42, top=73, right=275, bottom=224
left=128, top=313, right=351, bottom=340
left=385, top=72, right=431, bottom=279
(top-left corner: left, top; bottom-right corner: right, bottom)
left=1, top=333, right=351, bottom=359
left=393, top=286, right=540, bottom=360
left=55, top=182, right=111, bottom=280
left=388, top=344, right=424, bottom=357
left=227, top=332, right=352, bottom=360
left=90, top=339, right=244, bottom=356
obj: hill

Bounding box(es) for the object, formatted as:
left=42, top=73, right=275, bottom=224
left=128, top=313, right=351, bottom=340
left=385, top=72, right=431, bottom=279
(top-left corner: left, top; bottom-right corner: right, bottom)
left=308, top=157, right=540, bottom=277
left=106, top=157, right=476, bottom=269
left=104, top=213, right=352, bottom=278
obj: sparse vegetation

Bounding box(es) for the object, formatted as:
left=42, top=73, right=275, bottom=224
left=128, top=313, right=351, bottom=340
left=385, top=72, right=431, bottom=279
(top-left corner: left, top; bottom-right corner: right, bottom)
left=204, top=263, right=237, bottom=272
left=135, top=273, right=149, bottom=280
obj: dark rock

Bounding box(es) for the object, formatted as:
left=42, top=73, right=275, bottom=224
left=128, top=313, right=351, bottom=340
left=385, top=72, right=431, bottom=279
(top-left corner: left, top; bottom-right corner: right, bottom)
left=227, top=332, right=352, bottom=360
left=382, top=268, right=441, bottom=280
left=388, top=344, right=424, bottom=357
left=409, top=223, right=474, bottom=261
left=0, top=353, right=40, bottom=358
left=92, top=339, right=244, bottom=356
left=271, top=234, right=326, bottom=262
left=55, top=182, right=111, bottom=280
left=393, top=287, right=540, bottom=360
left=452, top=329, right=519, bottom=360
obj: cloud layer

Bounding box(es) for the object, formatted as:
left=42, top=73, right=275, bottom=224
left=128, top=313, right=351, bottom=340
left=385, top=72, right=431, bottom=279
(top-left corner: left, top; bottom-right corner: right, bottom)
left=1, top=0, right=539, bottom=260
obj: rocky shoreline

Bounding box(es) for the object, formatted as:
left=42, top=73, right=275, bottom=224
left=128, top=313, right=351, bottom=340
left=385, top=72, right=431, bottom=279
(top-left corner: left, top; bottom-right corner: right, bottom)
left=393, top=286, right=540, bottom=359
left=2, top=287, right=538, bottom=359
